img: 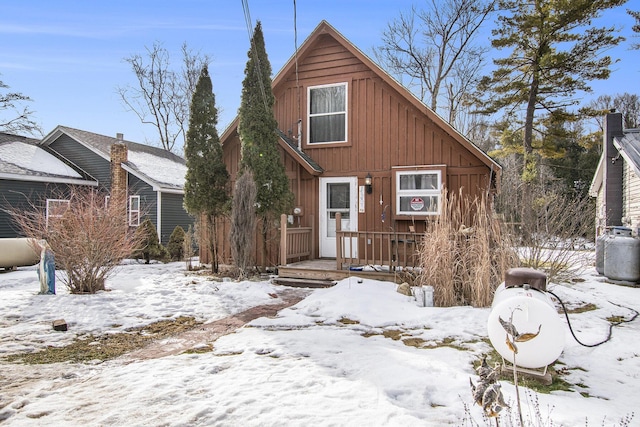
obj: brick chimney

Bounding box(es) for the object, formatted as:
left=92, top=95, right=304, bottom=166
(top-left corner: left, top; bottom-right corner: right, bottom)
left=603, top=112, right=624, bottom=227
left=110, top=134, right=128, bottom=217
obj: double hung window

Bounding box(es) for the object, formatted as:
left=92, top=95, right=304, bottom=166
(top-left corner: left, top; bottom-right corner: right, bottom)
left=308, top=83, right=347, bottom=144
left=129, top=195, right=140, bottom=226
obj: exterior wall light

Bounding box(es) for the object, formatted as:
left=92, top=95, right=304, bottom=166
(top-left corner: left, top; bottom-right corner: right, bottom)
left=365, top=173, right=372, bottom=194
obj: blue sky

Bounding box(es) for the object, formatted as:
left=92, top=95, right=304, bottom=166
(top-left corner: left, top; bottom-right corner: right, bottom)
left=1, top=1, right=638, bottom=148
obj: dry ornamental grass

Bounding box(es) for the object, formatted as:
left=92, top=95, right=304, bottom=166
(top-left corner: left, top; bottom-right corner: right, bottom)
left=417, top=189, right=519, bottom=307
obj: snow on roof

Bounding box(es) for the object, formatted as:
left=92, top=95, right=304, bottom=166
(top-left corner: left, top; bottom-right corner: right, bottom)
left=127, top=150, right=187, bottom=189
left=45, top=126, right=187, bottom=191
left=0, top=140, right=81, bottom=178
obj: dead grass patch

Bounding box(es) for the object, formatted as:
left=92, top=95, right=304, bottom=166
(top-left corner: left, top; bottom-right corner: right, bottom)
left=474, top=350, right=575, bottom=394
left=338, top=317, right=360, bottom=325
left=365, top=329, right=473, bottom=351
left=382, top=329, right=404, bottom=340
left=562, top=302, right=597, bottom=314
left=4, top=316, right=201, bottom=364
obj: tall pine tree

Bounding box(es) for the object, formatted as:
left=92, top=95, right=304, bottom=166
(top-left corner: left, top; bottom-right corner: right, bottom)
left=238, top=21, right=293, bottom=267
left=478, top=0, right=624, bottom=182
left=183, top=65, right=230, bottom=273
left=477, top=0, right=624, bottom=233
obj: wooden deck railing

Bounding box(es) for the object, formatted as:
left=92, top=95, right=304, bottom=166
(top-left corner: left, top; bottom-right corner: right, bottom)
left=279, top=214, right=314, bottom=264
left=335, top=212, right=422, bottom=271
left=279, top=212, right=422, bottom=271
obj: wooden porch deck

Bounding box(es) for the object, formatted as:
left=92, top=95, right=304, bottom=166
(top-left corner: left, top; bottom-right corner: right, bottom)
left=275, top=259, right=407, bottom=288
left=276, top=214, right=421, bottom=288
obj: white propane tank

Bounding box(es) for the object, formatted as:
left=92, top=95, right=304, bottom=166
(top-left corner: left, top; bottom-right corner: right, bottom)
left=0, top=238, right=40, bottom=269
left=487, top=268, right=564, bottom=369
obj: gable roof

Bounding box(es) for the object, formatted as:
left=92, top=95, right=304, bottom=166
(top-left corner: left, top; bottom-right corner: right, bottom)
left=220, top=21, right=501, bottom=182
left=273, top=20, right=501, bottom=177
left=614, top=129, right=640, bottom=177
left=0, top=132, right=39, bottom=145
left=0, top=137, right=97, bottom=186
left=40, top=126, right=187, bottom=193
left=589, top=128, right=640, bottom=197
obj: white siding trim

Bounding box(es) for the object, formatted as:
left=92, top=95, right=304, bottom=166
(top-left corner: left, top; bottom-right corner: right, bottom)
left=623, top=162, right=640, bottom=232
left=156, top=191, right=162, bottom=241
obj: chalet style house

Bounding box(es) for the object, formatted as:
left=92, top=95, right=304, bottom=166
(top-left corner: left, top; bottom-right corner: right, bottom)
left=1, top=127, right=192, bottom=245
left=200, top=20, right=501, bottom=275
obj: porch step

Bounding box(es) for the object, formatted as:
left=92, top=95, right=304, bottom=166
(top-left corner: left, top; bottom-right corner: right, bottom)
left=272, top=276, right=336, bottom=288
left=278, top=265, right=403, bottom=284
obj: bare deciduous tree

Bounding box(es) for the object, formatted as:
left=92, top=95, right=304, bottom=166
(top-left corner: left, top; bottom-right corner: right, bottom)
left=1, top=75, right=41, bottom=136
left=10, top=187, right=143, bottom=294
left=117, top=42, right=208, bottom=153
left=374, top=0, right=494, bottom=126
left=583, top=93, right=640, bottom=131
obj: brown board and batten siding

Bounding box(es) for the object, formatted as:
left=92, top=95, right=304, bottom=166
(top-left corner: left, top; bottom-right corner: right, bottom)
left=273, top=27, right=493, bottom=237
left=201, top=20, right=500, bottom=266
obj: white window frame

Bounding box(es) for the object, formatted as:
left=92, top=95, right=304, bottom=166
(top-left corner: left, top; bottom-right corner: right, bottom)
left=129, top=195, right=141, bottom=226
left=307, top=82, right=348, bottom=144
left=394, top=169, right=443, bottom=217
left=46, top=199, right=70, bottom=227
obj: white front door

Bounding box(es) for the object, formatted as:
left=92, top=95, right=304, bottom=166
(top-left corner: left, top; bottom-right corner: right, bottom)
left=319, top=177, right=358, bottom=258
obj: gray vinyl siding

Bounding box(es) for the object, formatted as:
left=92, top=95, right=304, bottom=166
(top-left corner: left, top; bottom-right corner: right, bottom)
left=128, top=174, right=157, bottom=229
left=48, top=135, right=111, bottom=190
left=159, top=192, right=193, bottom=246
left=0, top=180, right=70, bottom=238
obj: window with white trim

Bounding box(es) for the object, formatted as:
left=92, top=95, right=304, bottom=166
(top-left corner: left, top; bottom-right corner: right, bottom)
left=395, top=170, right=442, bottom=216
left=308, top=82, right=347, bottom=143
left=129, top=195, right=140, bottom=226
left=46, top=199, right=70, bottom=226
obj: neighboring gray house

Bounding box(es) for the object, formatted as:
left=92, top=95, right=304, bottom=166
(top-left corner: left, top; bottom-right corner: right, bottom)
left=0, top=132, right=97, bottom=238
left=1, top=126, right=193, bottom=245
left=590, top=112, right=640, bottom=235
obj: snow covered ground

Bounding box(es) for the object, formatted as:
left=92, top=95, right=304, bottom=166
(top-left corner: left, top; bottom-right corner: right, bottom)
left=0, top=258, right=638, bottom=426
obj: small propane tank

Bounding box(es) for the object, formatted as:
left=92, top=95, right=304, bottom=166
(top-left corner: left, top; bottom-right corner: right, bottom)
left=487, top=268, right=564, bottom=369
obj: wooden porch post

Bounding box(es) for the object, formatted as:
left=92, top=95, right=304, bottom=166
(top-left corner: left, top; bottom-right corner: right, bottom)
left=280, top=213, right=287, bottom=266
left=335, top=212, right=342, bottom=270
left=310, top=214, right=315, bottom=260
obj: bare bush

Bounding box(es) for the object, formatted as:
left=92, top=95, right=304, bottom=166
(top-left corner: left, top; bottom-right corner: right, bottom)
left=418, top=189, right=519, bottom=307
left=10, top=187, right=143, bottom=294
left=516, top=192, right=595, bottom=282
left=230, top=171, right=257, bottom=279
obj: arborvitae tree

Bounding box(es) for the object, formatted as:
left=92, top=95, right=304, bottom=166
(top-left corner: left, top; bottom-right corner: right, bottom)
left=167, top=225, right=186, bottom=261
left=238, top=21, right=293, bottom=268
left=134, top=217, right=166, bottom=263
left=183, top=65, right=230, bottom=273
left=231, top=170, right=257, bottom=279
